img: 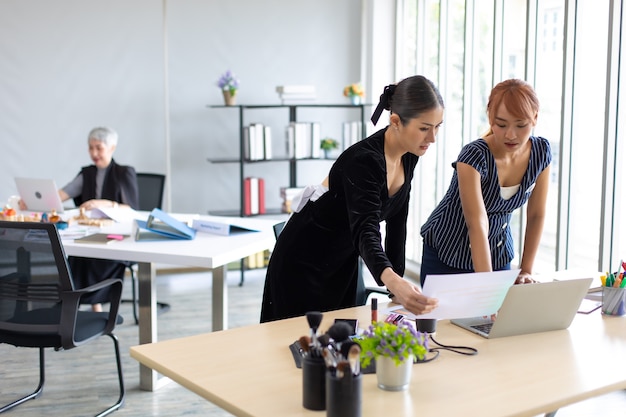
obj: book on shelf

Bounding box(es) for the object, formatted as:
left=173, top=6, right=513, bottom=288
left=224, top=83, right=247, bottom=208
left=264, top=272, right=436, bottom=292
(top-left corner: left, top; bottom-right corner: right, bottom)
left=280, top=186, right=305, bottom=213
left=245, top=249, right=270, bottom=269
left=258, top=177, right=266, bottom=214
left=250, top=177, right=259, bottom=215
left=294, top=122, right=311, bottom=159
left=244, top=123, right=272, bottom=161
left=286, top=121, right=322, bottom=159
left=276, top=85, right=317, bottom=105
left=275, top=85, right=316, bottom=94
left=342, top=120, right=363, bottom=151
left=263, top=125, right=272, bottom=159
left=310, top=122, right=321, bottom=159
left=280, top=96, right=317, bottom=105
left=243, top=176, right=266, bottom=216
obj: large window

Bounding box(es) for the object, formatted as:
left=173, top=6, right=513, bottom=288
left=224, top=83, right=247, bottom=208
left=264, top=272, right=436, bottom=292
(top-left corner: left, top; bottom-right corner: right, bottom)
left=399, top=0, right=625, bottom=275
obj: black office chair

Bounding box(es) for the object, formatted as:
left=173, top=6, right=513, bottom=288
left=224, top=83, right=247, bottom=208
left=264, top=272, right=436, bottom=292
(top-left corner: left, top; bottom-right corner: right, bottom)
left=123, top=172, right=170, bottom=324
left=271, top=220, right=389, bottom=305
left=0, top=221, right=125, bottom=416
left=136, top=173, right=166, bottom=214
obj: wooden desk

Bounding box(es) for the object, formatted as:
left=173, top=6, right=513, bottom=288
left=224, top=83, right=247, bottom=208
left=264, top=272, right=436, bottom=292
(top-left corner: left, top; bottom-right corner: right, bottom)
left=62, top=213, right=277, bottom=391
left=130, top=305, right=626, bottom=417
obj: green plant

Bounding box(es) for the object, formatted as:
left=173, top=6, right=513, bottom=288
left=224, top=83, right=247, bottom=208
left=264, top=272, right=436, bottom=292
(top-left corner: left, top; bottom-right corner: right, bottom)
left=320, top=137, right=339, bottom=151
left=356, top=320, right=428, bottom=367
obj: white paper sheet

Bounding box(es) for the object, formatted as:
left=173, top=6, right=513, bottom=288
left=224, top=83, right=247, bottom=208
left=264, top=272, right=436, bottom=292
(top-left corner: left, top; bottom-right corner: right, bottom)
left=386, top=269, right=521, bottom=320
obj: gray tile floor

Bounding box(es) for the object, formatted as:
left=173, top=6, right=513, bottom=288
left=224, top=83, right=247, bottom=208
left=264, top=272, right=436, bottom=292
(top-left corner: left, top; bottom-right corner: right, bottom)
left=1, top=266, right=625, bottom=416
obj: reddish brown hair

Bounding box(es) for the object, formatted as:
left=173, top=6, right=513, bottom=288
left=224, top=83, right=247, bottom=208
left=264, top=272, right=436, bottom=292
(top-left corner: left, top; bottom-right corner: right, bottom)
left=487, top=79, right=539, bottom=125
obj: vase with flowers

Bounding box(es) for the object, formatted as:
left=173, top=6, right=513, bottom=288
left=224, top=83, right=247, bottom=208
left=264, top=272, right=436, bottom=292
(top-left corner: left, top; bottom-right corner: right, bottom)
left=216, top=70, right=240, bottom=106
left=343, top=82, right=365, bottom=105
left=356, top=320, right=428, bottom=391
left=320, top=137, right=339, bottom=159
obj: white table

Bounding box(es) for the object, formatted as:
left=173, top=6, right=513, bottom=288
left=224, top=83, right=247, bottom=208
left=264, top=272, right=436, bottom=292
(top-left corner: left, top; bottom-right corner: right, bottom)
left=62, top=213, right=277, bottom=391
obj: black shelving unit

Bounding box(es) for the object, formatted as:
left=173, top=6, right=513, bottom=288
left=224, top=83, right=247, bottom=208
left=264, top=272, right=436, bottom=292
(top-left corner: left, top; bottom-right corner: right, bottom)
left=208, top=103, right=368, bottom=217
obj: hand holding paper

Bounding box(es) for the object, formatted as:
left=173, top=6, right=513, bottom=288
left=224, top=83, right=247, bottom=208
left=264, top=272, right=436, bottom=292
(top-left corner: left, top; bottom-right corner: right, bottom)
left=387, top=269, right=520, bottom=320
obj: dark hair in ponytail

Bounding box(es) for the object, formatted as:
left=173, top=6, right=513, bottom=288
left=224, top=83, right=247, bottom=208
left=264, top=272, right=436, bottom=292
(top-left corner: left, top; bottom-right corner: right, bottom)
left=371, top=75, right=444, bottom=125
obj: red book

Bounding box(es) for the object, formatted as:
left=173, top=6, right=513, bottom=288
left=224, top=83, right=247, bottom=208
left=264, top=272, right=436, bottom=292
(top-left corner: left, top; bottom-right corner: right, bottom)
left=258, top=178, right=266, bottom=214
left=243, top=177, right=252, bottom=216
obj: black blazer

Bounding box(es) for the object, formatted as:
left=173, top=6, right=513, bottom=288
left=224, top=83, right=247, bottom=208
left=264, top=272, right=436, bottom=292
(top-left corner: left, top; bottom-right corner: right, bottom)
left=72, top=159, right=139, bottom=209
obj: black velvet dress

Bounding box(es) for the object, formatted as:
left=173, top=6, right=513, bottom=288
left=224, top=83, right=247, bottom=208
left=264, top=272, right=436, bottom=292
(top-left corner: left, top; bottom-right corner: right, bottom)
left=68, top=160, right=139, bottom=304
left=260, top=127, right=418, bottom=322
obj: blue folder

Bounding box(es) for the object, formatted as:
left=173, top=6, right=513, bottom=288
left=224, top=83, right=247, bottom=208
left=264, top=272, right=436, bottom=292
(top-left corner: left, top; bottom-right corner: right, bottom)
left=134, top=208, right=196, bottom=241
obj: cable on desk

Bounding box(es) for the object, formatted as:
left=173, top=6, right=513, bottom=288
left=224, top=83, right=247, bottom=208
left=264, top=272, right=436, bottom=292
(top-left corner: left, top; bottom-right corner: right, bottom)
left=427, top=334, right=478, bottom=356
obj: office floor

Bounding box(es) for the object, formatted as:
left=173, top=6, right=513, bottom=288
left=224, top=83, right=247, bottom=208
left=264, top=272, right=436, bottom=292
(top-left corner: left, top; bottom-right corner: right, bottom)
left=1, top=267, right=625, bottom=417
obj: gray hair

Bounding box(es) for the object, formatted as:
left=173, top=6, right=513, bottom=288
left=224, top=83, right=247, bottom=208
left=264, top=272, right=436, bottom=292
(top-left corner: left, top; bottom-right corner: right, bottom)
left=88, top=126, right=118, bottom=146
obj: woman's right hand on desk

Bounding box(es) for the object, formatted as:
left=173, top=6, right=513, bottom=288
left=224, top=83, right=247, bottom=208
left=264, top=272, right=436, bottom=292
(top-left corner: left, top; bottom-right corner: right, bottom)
left=382, top=268, right=438, bottom=316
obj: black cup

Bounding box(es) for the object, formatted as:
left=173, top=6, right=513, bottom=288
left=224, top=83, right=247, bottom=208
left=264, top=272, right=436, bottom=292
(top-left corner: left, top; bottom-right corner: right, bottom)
left=302, top=356, right=326, bottom=410
left=326, top=371, right=362, bottom=417
left=415, top=318, right=437, bottom=333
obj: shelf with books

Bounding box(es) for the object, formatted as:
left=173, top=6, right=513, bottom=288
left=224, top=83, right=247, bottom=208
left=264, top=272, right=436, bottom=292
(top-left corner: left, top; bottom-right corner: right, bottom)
left=207, top=103, right=368, bottom=217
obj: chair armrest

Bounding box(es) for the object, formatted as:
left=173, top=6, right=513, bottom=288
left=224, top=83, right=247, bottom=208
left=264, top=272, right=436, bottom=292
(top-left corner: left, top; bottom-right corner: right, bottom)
left=59, top=278, right=124, bottom=348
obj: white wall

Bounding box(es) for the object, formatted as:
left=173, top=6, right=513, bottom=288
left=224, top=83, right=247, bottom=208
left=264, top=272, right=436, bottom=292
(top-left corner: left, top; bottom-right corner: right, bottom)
left=0, top=0, right=166, bottom=205
left=0, top=0, right=369, bottom=215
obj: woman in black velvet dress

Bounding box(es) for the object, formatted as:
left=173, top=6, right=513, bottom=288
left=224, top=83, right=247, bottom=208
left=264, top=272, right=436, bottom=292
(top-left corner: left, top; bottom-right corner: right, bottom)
left=260, top=76, right=444, bottom=322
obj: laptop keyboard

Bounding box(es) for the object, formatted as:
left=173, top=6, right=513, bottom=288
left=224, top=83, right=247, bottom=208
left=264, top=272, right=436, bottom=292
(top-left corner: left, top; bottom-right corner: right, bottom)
left=471, top=322, right=493, bottom=334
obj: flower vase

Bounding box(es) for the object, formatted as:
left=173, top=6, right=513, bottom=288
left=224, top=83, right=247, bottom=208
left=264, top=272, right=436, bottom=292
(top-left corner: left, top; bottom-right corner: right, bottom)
left=375, top=356, right=413, bottom=391
left=350, top=95, right=361, bottom=105
left=222, top=90, right=237, bottom=106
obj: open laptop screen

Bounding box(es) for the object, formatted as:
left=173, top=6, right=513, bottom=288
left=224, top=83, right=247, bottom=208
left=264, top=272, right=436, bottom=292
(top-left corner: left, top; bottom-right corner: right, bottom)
left=14, top=177, right=65, bottom=213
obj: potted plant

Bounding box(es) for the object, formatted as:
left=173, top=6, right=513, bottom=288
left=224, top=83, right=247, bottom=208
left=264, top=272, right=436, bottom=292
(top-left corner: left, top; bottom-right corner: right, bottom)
left=320, top=137, right=339, bottom=158
left=216, top=70, right=240, bottom=105
left=343, top=82, right=365, bottom=105
left=356, top=320, right=428, bottom=391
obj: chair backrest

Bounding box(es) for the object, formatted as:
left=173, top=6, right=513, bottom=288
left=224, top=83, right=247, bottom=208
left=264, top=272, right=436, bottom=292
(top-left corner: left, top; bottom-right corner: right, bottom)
left=136, top=172, right=166, bottom=211
left=0, top=221, right=73, bottom=335
left=0, top=220, right=123, bottom=350
left=273, top=221, right=286, bottom=239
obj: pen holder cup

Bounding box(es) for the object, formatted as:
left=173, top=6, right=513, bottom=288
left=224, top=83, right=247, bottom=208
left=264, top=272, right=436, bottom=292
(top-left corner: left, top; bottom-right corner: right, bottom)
left=302, top=356, right=326, bottom=410
left=326, top=370, right=362, bottom=417
left=602, top=287, right=626, bottom=316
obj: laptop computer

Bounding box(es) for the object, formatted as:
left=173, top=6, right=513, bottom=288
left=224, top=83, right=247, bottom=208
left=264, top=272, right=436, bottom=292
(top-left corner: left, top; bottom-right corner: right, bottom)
left=14, top=177, right=65, bottom=213
left=450, top=277, right=593, bottom=338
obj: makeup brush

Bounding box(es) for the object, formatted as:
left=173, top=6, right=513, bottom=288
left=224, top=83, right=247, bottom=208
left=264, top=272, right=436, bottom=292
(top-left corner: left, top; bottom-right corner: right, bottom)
left=347, top=343, right=361, bottom=376
left=335, top=360, right=351, bottom=379
left=306, top=311, right=323, bottom=349
left=322, top=346, right=337, bottom=369
left=298, top=335, right=311, bottom=357
left=327, top=321, right=352, bottom=347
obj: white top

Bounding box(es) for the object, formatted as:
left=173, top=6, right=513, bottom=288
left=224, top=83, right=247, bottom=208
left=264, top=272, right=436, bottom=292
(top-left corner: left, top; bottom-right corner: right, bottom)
left=500, top=184, right=520, bottom=200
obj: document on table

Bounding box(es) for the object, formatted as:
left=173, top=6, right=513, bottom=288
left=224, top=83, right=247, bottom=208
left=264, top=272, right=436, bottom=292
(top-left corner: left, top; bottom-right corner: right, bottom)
left=386, top=269, right=520, bottom=320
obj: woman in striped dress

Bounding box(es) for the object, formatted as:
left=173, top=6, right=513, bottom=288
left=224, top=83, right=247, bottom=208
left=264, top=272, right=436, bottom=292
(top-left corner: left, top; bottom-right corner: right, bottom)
left=420, top=79, right=551, bottom=286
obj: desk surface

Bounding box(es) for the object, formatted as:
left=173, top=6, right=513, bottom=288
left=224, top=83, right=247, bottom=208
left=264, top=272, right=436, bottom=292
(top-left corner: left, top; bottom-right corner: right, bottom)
left=61, top=213, right=277, bottom=269
left=130, top=304, right=626, bottom=417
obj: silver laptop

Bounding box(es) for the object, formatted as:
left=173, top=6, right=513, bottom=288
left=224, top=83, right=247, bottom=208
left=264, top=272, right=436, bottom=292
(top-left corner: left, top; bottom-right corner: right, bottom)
left=450, top=277, right=593, bottom=338
left=14, top=177, right=65, bottom=213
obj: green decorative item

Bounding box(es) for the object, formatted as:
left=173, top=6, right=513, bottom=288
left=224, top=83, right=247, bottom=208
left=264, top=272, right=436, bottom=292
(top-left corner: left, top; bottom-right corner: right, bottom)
left=320, top=137, right=339, bottom=158
left=356, top=320, right=428, bottom=391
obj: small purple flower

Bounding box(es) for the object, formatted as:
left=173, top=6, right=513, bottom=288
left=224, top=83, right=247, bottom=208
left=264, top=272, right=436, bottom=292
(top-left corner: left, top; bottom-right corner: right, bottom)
left=216, top=70, right=240, bottom=95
